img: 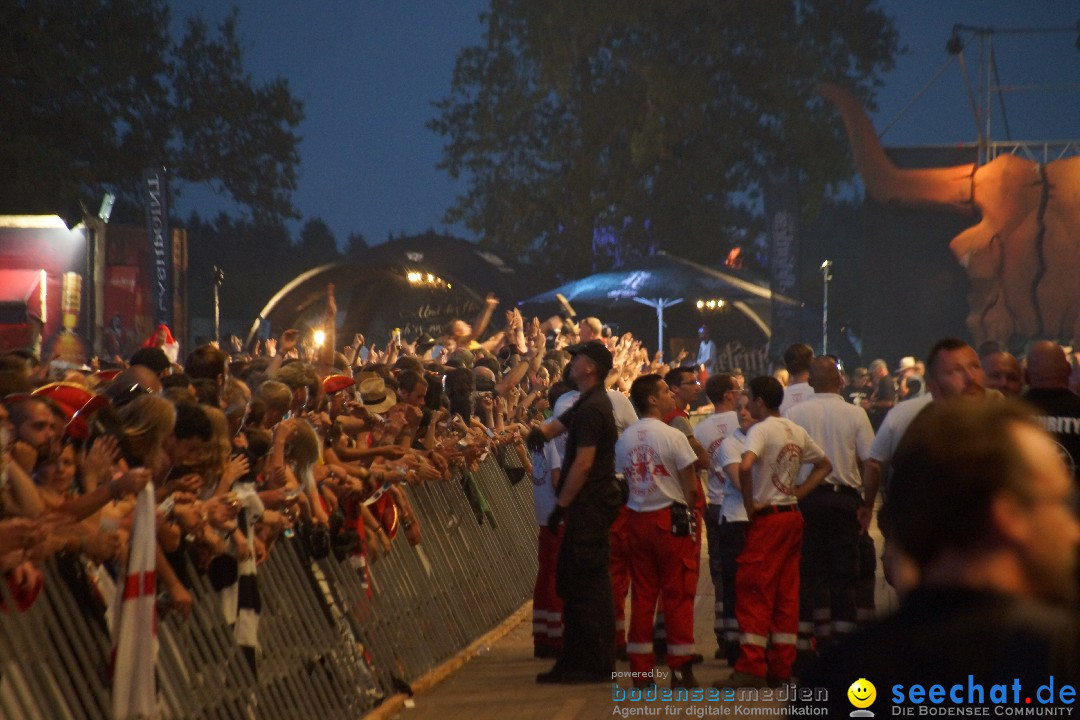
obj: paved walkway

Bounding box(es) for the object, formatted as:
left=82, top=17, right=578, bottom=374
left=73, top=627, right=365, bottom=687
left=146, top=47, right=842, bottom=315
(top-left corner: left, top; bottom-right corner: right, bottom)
left=377, top=519, right=896, bottom=720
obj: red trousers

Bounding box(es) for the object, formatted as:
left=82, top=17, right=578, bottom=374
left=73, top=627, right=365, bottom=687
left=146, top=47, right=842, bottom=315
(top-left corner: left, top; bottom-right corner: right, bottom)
left=734, top=510, right=803, bottom=679
left=533, top=524, right=564, bottom=650
left=610, top=506, right=632, bottom=650
left=626, top=507, right=698, bottom=675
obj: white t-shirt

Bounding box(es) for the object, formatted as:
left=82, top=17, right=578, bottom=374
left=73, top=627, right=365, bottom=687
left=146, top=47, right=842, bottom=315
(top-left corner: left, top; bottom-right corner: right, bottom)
left=549, top=390, right=579, bottom=461
left=608, top=390, right=640, bottom=435
left=530, top=441, right=562, bottom=525
left=743, top=416, right=826, bottom=506
left=694, top=410, right=740, bottom=504
left=780, top=381, right=814, bottom=415
left=868, top=393, right=933, bottom=464
left=715, top=428, right=750, bottom=522
left=615, top=417, right=698, bottom=512
left=551, top=388, right=638, bottom=442
left=784, top=393, right=874, bottom=489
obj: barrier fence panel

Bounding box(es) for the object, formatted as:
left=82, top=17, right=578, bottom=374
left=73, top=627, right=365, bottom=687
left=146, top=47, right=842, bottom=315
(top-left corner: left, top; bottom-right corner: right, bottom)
left=0, top=453, right=539, bottom=718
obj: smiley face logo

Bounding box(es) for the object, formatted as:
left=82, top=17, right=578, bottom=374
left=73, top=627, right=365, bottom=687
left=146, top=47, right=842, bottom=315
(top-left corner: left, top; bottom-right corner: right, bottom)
left=848, top=678, right=876, bottom=710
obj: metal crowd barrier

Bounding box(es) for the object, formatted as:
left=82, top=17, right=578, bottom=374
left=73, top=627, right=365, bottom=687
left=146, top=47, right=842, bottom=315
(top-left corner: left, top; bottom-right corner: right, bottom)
left=0, top=449, right=539, bottom=718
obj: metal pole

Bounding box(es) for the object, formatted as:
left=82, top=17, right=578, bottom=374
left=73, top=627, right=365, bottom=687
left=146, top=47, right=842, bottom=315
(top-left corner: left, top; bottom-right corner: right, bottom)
left=213, top=265, right=224, bottom=344
left=820, top=260, right=832, bottom=355
left=657, top=301, right=665, bottom=358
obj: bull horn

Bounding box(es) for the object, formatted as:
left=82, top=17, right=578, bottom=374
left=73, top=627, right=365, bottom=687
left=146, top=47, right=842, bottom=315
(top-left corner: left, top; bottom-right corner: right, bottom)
left=817, top=83, right=976, bottom=213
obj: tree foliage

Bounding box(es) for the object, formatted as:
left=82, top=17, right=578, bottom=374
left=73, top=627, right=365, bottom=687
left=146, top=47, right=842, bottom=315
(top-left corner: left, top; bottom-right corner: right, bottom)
left=0, top=0, right=303, bottom=224
left=429, top=0, right=899, bottom=277
left=297, top=218, right=343, bottom=267
left=185, top=213, right=303, bottom=334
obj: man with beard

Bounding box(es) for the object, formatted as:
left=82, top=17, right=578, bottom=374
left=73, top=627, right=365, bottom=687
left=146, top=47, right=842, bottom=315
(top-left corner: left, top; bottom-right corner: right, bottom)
left=862, top=338, right=990, bottom=594
left=803, top=399, right=1080, bottom=714
left=8, top=396, right=57, bottom=472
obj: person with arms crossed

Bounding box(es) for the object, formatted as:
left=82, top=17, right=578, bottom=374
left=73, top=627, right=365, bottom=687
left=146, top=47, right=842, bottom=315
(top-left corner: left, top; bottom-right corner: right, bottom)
left=719, top=376, right=832, bottom=689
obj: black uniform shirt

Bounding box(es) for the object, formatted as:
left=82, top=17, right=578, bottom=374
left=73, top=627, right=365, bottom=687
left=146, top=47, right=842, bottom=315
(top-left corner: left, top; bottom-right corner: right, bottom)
left=557, top=384, right=617, bottom=500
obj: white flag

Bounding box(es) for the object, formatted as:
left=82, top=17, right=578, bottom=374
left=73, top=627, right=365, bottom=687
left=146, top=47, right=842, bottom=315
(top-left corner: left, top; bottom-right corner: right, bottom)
left=111, top=482, right=159, bottom=719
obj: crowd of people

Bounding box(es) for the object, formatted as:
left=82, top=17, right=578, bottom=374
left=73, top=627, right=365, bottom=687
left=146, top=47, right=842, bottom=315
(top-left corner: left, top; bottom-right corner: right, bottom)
left=3, top=283, right=1080, bottom=708
left=523, top=329, right=1080, bottom=708
left=0, top=288, right=669, bottom=672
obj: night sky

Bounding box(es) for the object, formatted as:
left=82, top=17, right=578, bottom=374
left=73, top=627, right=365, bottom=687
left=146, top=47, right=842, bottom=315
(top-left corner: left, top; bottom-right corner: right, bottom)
left=172, top=1, right=1080, bottom=250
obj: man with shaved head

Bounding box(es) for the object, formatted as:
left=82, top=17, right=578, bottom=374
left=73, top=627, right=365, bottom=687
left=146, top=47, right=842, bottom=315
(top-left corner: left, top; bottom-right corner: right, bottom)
left=1023, top=340, right=1080, bottom=481
left=982, top=350, right=1023, bottom=398
left=784, top=355, right=875, bottom=669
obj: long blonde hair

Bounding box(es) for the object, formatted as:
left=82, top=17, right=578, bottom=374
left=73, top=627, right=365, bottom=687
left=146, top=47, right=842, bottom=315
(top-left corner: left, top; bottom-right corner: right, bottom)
left=287, top=419, right=321, bottom=491
left=117, top=395, right=176, bottom=472
left=194, top=405, right=231, bottom=480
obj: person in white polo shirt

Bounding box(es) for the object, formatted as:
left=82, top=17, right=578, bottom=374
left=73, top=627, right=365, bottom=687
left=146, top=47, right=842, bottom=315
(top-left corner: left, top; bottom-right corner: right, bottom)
left=713, top=390, right=756, bottom=665
left=784, top=356, right=874, bottom=668
left=616, top=374, right=700, bottom=689
left=719, top=376, right=832, bottom=689
left=693, top=373, right=742, bottom=659
left=778, top=343, right=814, bottom=415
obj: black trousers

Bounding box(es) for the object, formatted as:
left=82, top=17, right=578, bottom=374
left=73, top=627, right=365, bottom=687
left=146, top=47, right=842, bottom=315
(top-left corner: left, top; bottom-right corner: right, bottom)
left=798, top=486, right=859, bottom=649
left=555, top=493, right=620, bottom=675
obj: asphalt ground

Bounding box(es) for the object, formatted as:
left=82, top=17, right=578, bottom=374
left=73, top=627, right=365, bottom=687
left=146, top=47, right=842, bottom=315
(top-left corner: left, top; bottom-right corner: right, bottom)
left=373, top=514, right=896, bottom=720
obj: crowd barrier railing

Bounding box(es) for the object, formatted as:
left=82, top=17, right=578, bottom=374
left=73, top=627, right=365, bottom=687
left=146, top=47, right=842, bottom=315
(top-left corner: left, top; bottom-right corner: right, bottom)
left=0, top=447, right=539, bottom=718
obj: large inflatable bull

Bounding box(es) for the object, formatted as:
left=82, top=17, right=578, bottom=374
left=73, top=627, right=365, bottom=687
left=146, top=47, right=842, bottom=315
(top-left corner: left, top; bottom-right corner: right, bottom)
left=819, top=83, right=1080, bottom=345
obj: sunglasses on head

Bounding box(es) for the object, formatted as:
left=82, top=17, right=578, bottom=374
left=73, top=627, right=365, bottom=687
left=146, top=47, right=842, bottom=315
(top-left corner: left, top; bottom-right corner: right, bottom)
left=109, top=383, right=155, bottom=408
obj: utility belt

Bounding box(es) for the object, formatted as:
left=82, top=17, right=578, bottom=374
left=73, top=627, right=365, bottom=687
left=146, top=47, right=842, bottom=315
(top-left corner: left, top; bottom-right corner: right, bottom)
left=752, top=503, right=800, bottom=520
left=670, top=503, right=696, bottom=537
left=812, top=482, right=862, bottom=500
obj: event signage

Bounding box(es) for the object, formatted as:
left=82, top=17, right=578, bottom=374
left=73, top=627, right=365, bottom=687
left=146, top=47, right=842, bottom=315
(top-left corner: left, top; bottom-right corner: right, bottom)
left=141, top=167, right=172, bottom=328
left=764, top=167, right=801, bottom=354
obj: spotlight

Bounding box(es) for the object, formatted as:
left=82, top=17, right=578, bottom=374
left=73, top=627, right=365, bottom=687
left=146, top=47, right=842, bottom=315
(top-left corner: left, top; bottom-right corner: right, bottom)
left=313, top=329, right=326, bottom=347
left=98, top=193, right=115, bottom=223
left=946, top=28, right=964, bottom=55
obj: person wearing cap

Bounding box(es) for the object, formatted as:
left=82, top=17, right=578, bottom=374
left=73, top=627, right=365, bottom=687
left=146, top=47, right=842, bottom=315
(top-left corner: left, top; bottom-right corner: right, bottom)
left=528, top=340, right=622, bottom=684
left=842, top=366, right=873, bottom=408
left=129, top=347, right=173, bottom=378
left=895, top=355, right=925, bottom=400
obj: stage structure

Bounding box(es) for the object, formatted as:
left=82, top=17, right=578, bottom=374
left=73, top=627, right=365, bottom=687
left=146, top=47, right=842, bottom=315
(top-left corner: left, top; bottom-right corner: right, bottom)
left=247, top=235, right=523, bottom=350
left=820, top=21, right=1080, bottom=347
left=822, top=83, right=1080, bottom=346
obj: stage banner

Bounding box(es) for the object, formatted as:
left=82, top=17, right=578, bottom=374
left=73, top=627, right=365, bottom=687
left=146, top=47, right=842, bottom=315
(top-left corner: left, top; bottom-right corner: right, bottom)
left=763, top=167, right=801, bottom=356
left=141, top=167, right=171, bottom=329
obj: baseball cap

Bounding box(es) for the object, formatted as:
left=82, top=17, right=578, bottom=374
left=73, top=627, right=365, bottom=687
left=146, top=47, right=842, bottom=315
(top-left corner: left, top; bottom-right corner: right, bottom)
left=569, top=340, right=614, bottom=378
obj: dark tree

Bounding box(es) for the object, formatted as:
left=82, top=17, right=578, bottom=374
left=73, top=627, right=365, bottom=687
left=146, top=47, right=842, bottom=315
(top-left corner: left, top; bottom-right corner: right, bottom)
left=0, top=0, right=303, bottom=224
left=297, top=218, right=342, bottom=267
left=185, top=212, right=297, bottom=333
left=429, top=0, right=899, bottom=277
left=343, top=231, right=369, bottom=262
